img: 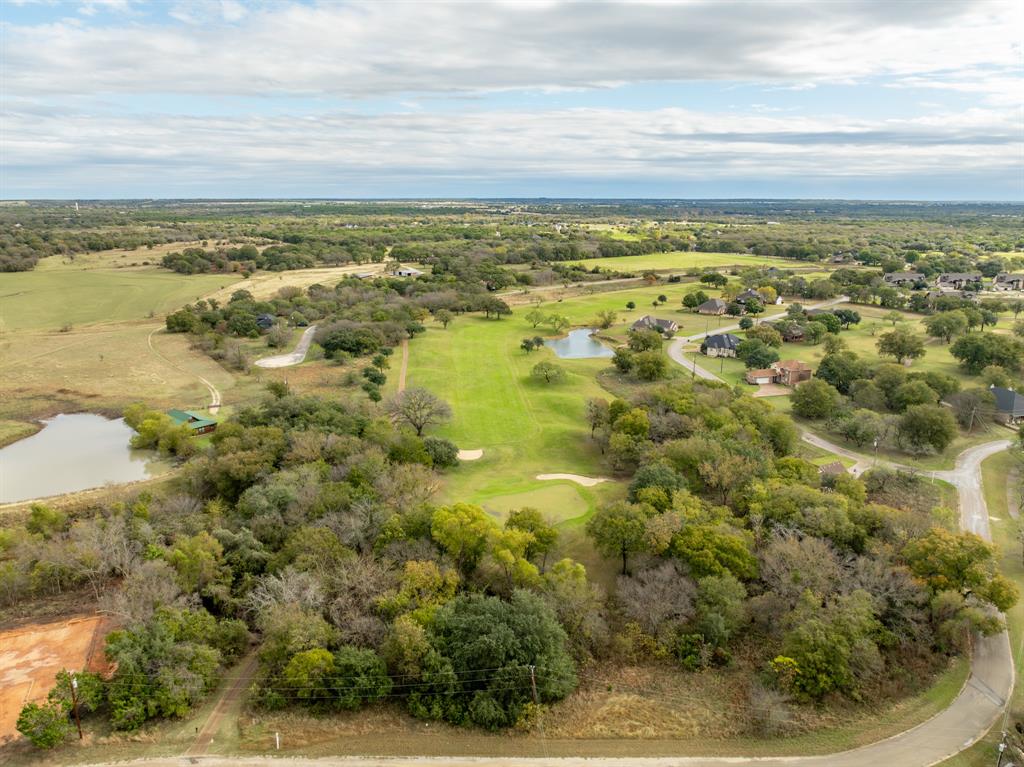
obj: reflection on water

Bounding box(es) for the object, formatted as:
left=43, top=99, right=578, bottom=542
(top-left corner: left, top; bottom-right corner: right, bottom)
left=0, top=413, right=167, bottom=504
left=544, top=328, right=614, bottom=359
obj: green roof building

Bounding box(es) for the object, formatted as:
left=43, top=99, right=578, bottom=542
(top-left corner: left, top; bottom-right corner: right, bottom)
left=167, top=409, right=218, bottom=435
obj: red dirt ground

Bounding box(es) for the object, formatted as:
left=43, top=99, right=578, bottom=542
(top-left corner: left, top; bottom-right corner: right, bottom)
left=0, top=615, right=110, bottom=742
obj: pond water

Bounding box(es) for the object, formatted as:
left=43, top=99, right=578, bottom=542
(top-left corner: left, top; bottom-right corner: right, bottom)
left=0, top=413, right=167, bottom=504
left=544, top=328, right=614, bottom=359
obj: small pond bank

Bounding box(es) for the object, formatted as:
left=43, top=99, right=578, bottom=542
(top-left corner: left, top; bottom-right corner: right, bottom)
left=544, top=327, right=614, bottom=359
left=0, top=413, right=169, bottom=504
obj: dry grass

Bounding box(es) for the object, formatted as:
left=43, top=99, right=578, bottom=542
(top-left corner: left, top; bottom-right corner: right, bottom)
left=0, top=322, right=264, bottom=422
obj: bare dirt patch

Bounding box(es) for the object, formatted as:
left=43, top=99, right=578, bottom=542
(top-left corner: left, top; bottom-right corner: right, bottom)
left=0, top=615, right=111, bottom=743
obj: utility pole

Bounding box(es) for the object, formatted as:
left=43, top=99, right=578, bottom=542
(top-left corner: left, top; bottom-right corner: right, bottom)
left=528, top=665, right=539, bottom=705
left=70, top=675, right=83, bottom=740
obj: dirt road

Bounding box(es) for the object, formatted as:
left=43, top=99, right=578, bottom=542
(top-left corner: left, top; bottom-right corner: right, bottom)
left=147, top=326, right=222, bottom=413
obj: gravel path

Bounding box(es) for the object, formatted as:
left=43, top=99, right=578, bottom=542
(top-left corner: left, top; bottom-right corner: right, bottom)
left=254, top=325, right=318, bottom=369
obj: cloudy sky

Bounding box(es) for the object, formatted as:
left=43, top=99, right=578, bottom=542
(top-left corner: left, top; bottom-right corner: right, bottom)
left=2, top=0, right=1022, bottom=199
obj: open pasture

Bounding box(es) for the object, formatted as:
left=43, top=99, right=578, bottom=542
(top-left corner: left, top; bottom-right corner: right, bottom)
left=0, top=323, right=251, bottom=422
left=0, top=268, right=229, bottom=333
left=558, top=250, right=800, bottom=273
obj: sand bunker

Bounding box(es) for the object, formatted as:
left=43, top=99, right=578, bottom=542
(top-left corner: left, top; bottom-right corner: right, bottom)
left=457, top=449, right=484, bottom=461
left=536, top=473, right=609, bottom=487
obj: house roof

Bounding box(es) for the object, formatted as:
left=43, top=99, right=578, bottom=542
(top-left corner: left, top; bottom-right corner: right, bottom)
left=937, top=272, right=981, bottom=281
left=632, top=315, right=678, bottom=330
left=167, top=409, right=217, bottom=429
left=702, top=333, right=741, bottom=350
left=698, top=298, right=727, bottom=310
left=774, top=359, right=811, bottom=371
left=995, top=272, right=1024, bottom=283
left=991, top=386, right=1024, bottom=416
left=746, top=368, right=776, bottom=379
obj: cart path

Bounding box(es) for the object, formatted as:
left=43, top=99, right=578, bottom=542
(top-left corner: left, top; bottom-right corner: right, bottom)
left=184, top=652, right=258, bottom=757
left=147, top=326, right=221, bottom=413
left=254, top=325, right=318, bottom=369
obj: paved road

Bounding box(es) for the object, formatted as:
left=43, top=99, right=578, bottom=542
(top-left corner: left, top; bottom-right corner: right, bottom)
left=666, top=296, right=850, bottom=381
left=254, top=325, right=318, bottom=369
left=664, top=337, right=1015, bottom=767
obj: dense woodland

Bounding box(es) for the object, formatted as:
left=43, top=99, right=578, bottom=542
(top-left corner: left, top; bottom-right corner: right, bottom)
left=3, top=200, right=1022, bottom=272
left=4, top=379, right=1017, bottom=747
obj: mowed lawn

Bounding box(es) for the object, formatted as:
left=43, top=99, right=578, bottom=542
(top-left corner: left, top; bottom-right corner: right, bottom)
left=558, top=250, right=801, bottom=272
left=0, top=267, right=230, bottom=332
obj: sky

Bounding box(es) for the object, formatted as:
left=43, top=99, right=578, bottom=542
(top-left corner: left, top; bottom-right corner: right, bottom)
left=1, top=0, right=1022, bottom=200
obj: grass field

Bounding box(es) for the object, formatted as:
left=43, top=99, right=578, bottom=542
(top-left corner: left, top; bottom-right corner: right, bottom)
left=558, top=251, right=802, bottom=272
left=0, top=322, right=260, bottom=422
left=0, top=267, right=230, bottom=333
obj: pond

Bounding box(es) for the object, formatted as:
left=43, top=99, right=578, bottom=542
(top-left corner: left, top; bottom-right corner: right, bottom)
left=544, top=328, right=614, bottom=359
left=0, top=413, right=167, bottom=504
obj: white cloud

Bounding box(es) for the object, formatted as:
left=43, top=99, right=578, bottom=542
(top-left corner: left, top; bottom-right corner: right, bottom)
left=3, top=0, right=1021, bottom=98
left=4, top=104, right=1016, bottom=194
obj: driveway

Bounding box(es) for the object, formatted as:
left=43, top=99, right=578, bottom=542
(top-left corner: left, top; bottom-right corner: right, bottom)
left=254, top=325, right=318, bottom=369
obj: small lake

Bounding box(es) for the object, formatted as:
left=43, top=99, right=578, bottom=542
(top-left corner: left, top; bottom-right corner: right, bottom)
left=0, top=413, right=167, bottom=504
left=544, top=328, right=614, bottom=359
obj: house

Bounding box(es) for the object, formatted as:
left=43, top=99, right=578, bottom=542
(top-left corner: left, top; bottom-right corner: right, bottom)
left=167, top=409, right=217, bottom=435
left=255, top=313, right=276, bottom=330
left=993, top=273, right=1024, bottom=291
left=775, top=323, right=806, bottom=342
left=883, top=272, right=925, bottom=288
left=632, top=315, right=679, bottom=334
left=700, top=333, right=742, bottom=357
left=734, top=289, right=762, bottom=305
left=395, top=267, right=424, bottom=277
left=991, top=386, right=1024, bottom=425
left=697, top=298, right=727, bottom=315
left=745, top=368, right=777, bottom=385
left=936, top=272, right=982, bottom=290
left=772, top=359, right=812, bottom=387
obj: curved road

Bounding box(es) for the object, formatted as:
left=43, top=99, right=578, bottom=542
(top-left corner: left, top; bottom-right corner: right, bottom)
left=254, top=325, right=318, bottom=369
left=87, top=313, right=1014, bottom=767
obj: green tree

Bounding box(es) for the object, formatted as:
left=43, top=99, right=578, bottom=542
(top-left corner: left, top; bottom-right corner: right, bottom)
left=434, top=309, right=453, bottom=328
left=736, top=339, right=780, bottom=369
left=923, top=311, right=967, bottom=344
left=897, top=404, right=958, bottom=453
left=877, top=327, right=926, bottom=365
left=505, top=508, right=558, bottom=571
left=791, top=379, right=840, bottom=419
left=524, top=308, right=546, bottom=328
left=16, top=702, right=72, bottom=749
left=903, top=528, right=1019, bottom=611
left=547, top=314, right=570, bottom=333
left=431, top=503, right=494, bottom=578
left=586, top=502, right=654, bottom=574
left=281, top=648, right=337, bottom=710
left=415, top=591, right=576, bottom=729
left=633, top=350, right=668, bottom=380
left=531, top=361, right=567, bottom=384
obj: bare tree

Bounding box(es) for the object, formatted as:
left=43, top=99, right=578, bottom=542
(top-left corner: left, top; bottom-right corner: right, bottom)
left=386, top=387, right=452, bottom=436
left=617, top=560, right=696, bottom=638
